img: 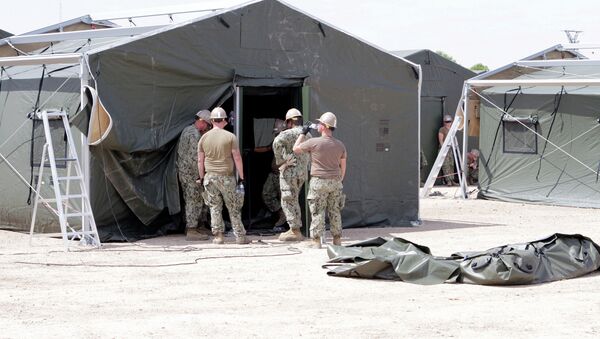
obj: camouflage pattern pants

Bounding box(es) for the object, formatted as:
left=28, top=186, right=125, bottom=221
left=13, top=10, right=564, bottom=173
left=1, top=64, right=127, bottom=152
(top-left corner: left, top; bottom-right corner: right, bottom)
left=203, top=173, right=246, bottom=237
left=280, top=176, right=305, bottom=230
left=179, top=170, right=209, bottom=229
left=442, top=153, right=455, bottom=183
left=307, top=177, right=345, bottom=239
left=262, top=172, right=281, bottom=213
left=468, top=167, right=479, bottom=184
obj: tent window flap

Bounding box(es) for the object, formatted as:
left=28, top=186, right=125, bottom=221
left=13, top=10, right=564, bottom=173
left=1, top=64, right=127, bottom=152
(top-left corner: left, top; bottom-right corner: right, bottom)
left=502, top=119, right=538, bottom=154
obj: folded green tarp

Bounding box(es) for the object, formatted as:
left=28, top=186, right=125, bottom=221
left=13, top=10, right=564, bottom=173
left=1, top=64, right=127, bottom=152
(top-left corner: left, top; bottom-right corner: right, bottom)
left=325, top=233, right=600, bottom=285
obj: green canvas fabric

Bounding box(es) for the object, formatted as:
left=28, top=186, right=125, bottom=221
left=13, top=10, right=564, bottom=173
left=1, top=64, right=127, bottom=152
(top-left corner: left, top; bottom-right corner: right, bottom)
left=326, top=233, right=600, bottom=285
left=477, top=65, right=600, bottom=207
left=1, top=0, right=421, bottom=237
left=84, top=0, right=420, bottom=231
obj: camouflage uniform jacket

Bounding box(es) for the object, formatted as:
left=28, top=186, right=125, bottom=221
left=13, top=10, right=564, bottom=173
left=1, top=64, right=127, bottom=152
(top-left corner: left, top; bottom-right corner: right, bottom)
left=273, top=127, right=310, bottom=180
left=176, top=125, right=201, bottom=176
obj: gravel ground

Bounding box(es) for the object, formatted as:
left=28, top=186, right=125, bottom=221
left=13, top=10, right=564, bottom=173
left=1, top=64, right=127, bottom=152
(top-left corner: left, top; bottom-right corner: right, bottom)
left=1, top=187, right=599, bottom=338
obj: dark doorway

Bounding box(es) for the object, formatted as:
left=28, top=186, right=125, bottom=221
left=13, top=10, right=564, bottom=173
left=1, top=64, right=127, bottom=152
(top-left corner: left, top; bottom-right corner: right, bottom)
left=235, top=86, right=305, bottom=230
left=421, top=96, right=444, bottom=184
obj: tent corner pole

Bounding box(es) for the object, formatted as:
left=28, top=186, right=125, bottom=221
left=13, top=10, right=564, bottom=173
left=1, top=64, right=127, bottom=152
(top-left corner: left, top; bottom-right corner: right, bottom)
left=461, top=83, right=470, bottom=199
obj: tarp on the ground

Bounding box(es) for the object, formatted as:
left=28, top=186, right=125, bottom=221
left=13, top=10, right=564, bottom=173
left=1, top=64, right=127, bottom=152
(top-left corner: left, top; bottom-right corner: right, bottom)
left=326, top=233, right=600, bottom=285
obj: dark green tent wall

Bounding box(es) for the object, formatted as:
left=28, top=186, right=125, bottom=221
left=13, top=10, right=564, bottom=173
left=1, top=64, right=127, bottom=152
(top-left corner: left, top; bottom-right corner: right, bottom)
left=85, top=0, right=421, bottom=231
left=391, top=50, right=475, bottom=178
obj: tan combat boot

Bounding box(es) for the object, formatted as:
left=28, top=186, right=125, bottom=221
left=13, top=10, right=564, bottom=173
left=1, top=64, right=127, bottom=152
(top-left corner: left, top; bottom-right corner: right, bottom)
left=196, top=227, right=211, bottom=236
left=274, top=209, right=287, bottom=227
left=333, top=235, right=342, bottom=246
left=236, top=235, right=251, bottom=245
left=306, top=236, right=322, bottom=249
left=212, top=232, right=224, bottom=244
left=279, top=228, right=304, bottom=242
left=185, top=228, right=209, bottom=241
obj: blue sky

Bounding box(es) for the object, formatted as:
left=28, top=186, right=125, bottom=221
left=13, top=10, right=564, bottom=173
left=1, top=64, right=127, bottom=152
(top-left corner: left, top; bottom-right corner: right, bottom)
left=1, top=0, right=598, bottom=69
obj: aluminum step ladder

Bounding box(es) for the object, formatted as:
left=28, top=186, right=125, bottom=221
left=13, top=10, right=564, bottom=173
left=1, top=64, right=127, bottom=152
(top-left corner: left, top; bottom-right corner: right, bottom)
left=420, top=115, right=467, bottom=198
left=29, top=110, right=101, bottom=250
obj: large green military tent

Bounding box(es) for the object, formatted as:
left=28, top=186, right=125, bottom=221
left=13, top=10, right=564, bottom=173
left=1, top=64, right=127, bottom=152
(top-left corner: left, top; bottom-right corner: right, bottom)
left=0, top=0, right=421, bottom=240
left=472, top=61, right=600, bottom=207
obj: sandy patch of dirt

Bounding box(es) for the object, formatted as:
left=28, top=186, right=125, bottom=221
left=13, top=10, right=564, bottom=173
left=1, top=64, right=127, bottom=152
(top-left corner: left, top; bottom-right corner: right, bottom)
left=1, top=188, right=599, bottom=338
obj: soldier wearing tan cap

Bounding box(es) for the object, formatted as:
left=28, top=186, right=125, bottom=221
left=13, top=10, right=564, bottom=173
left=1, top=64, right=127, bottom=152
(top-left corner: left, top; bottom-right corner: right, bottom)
left=273, top=108, right=311, bottom=242
left=293, top=112, right=346, bottom=248
left=176, top=109, right=212, bottom=241
left=198, top=107, right=250, bottom=245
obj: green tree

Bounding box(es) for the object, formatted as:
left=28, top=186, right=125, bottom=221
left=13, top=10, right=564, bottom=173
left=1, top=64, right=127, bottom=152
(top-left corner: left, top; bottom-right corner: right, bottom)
left=470, top=63, right=489, bottom=72
left=435, top=50, right=457, bottom=63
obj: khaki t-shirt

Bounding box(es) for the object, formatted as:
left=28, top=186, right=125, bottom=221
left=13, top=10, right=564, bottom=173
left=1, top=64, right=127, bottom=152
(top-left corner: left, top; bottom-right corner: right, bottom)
left=298, top=136, right=346, bottom=179
left=438, top=126, right=449, bottom=142
left=198, top=128, right=239, bottom=175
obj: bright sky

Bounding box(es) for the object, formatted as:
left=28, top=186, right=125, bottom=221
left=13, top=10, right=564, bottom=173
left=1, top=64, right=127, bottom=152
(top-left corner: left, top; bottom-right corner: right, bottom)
left=1, top=0, right=598, bottom=69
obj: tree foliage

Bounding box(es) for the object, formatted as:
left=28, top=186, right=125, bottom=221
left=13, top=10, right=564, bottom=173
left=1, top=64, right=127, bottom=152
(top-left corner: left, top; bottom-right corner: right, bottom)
left=470, top=63, right=490, bottom=72
left=435, top=50, right=457, bottom=63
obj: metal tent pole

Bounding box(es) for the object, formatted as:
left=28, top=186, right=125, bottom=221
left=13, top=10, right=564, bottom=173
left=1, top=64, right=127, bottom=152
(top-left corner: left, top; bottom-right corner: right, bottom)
left=461, top=84, right=470, bottom=198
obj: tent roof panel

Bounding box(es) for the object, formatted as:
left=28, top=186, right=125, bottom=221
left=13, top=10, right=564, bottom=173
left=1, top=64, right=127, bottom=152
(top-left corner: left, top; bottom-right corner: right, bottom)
left=0, top=29, right=11, bottom=39
left=21, top=15, right=118, bottom=35
left=471, top=44, right=586, bottom=81
left=480, top=64, right=600, bottom=95
left=87, top=0, right=420, bottom=70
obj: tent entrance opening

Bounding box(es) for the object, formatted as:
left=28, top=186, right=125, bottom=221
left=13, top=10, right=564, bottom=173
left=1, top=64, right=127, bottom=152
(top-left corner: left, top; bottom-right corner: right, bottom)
left=235, top=86, right=305, bottom=229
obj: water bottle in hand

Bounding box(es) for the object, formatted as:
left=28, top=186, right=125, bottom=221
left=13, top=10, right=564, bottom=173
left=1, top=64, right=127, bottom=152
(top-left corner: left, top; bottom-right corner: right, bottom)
left=236, top=182, right=245, bottom=194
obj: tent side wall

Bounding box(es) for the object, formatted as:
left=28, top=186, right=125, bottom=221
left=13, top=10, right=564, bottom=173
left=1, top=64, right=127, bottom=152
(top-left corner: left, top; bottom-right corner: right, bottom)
left=478, top=91, right=600, bottom=207
left=0, top=75, right=82, bottom=232
left=399, top=50, right=475, bottom=178
left=87, top=0, right=420, bottom=228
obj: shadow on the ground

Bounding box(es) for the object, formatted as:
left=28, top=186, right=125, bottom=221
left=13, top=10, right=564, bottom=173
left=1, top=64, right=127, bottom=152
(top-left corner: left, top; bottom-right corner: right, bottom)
left=109, top=219, right=506, bottom=246
left=339, top=219, right=505, bottom=241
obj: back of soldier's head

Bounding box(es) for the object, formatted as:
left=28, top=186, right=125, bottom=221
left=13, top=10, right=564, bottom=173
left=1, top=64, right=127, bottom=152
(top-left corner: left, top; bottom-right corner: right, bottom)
left=285, top=108, right=303, bottom=126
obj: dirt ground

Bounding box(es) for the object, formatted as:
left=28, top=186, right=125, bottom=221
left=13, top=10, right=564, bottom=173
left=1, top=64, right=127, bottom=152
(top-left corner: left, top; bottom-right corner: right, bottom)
left=1, top=187, right=599, bottom=338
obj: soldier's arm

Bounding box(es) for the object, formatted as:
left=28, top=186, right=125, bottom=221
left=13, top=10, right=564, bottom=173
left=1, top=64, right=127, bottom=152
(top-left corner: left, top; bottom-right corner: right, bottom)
left=198, top=151, right=205, bottom=180
left=340, top=158, right=347, bottom=181
left=272, top=137, right=285, bottom=166
left=232, top=148, right=245, bottom=181
left=293, top=135, right=306, bottom=154
left=197, top=139, right=205, bottom=179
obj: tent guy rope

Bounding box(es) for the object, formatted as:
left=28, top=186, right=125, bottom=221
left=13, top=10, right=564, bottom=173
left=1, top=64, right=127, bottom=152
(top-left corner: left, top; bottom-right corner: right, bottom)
left=470, top=87, right=599, bottom=176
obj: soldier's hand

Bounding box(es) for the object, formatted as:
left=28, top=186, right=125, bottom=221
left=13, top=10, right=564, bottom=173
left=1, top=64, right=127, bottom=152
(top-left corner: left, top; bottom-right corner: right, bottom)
left=196, top=177, right=203, bottom=185
left=286, top=157, right=297, bottom=167
left=237, top=177, right=245, bottom=186
left=301, top=123, right=312, bottom=135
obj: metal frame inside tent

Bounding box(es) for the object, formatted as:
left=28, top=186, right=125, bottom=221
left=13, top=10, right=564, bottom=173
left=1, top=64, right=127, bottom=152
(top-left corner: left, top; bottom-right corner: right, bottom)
left=0, top=3, right=237, bottom=238
left=0, top=2, right=274, bottom=204
left=459, top=54, right=600, bottom=198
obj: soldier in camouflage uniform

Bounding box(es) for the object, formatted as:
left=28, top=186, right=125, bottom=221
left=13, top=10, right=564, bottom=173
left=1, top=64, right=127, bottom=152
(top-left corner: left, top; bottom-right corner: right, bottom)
left=293, top=112, right=347, bottom=248
left=438, top=114, right=457, bottom=186
left=198, top=107, right=250, bottom=245
left=262, top=158, right=282, bottom=216
left=259, top=120, right=286, bottom=230
left=176, top=109, right=212, bottom=241
left=273, top=108, right=310, bottom=242
left=467, top=149, right=480, bottom=185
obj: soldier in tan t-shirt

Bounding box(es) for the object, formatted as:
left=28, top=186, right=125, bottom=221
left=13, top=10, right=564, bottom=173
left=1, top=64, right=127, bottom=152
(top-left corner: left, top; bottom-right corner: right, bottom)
left=293, top=112, right=347, bottom=248
left=198, top=107, right=250, bottom=245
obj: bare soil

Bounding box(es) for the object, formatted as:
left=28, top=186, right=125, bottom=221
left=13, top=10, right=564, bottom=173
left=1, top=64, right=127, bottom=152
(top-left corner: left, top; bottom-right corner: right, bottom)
left=1, top=187, right=599, bottom=338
